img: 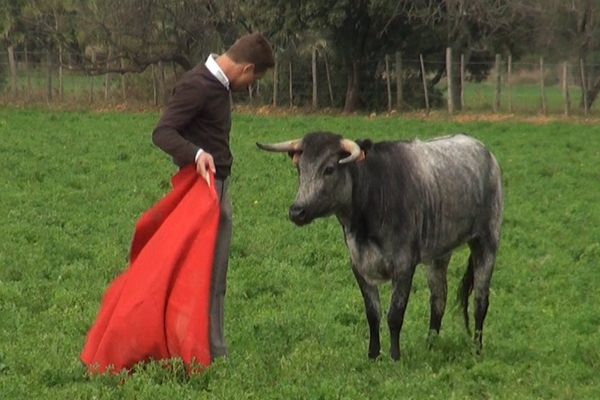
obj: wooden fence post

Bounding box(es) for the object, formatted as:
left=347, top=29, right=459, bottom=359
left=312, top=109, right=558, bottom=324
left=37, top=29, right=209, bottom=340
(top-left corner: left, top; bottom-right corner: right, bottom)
left=446, top=47, right=454, bottom=114
left=105, top=48, right=112, bottom=101
left=25, top=44, right=32, bottom=99
left=248, top=84, right=254, bottom=103
left=289, top=60, right=293, bottom=108
left=580, top=58, right=589, bottom=115
left=540, top=57, right=547, bottom=115
left=312, top=47, right=318, bottom=109
left=563, top=62, right=571, bottom=116
left=89, top=49, right=95, bottom=104
left=171, top=62, right=178, bottom=81
left=47, top=49, right=53, bottom=101
left=58, top=43, right=64, bottom=101
left=385, top=54, right=392, bottom=112
left=324, top=52, right=334, bottom=107
left=151, top=63, right=158, bottom=106
left=272, top=57, right=278, bottom=107
left=419, top=54, right=430, bottom=114
left=120, top=57, right=126, bottom=101
left=460, top=53, right=465, bottom=110
left=395, top=51, right=403, bottom=110
left=507, top=54, right=513, bottom=113
left=159, top=60, right=166, bottom=104
left=494, top=54, right=501, bottom=113
left=7, top=46, right=18, bottom=98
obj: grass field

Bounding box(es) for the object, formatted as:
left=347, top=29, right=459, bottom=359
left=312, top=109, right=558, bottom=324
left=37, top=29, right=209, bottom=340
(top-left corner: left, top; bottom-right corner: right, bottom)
left=0, top=108, right=599, bottom=399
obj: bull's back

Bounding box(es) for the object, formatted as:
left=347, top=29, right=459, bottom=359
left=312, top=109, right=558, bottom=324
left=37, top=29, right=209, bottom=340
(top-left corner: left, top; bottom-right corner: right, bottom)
left=406, top=135, right=501, bottom=258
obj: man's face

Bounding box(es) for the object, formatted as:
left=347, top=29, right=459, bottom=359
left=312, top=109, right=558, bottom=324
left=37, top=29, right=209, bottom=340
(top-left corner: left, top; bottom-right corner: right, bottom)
left=230, top=64, right=265, bottom=91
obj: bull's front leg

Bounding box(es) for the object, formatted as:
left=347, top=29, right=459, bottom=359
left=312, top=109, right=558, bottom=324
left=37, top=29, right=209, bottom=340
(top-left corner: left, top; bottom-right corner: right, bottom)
left=388, top=259, right=417, bottom=361
left=351, top=266, right=381, bottom=359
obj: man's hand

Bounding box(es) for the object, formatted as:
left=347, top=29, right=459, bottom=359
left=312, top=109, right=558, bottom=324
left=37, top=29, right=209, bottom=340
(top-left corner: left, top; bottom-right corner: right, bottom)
left=196, top=151, right=216, bottom=187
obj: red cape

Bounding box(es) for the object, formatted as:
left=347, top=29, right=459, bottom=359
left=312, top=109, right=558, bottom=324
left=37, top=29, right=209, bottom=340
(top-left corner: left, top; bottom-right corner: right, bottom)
left=81, top=166, right=220, bottom=374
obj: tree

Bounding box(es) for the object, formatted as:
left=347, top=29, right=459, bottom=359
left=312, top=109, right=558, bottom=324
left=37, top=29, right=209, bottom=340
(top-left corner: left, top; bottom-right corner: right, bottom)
left=538, top=0, right=600, bottom=109
left=64, top=0, right=231, bottom=74
left=0, top=0, right=27, bottom=95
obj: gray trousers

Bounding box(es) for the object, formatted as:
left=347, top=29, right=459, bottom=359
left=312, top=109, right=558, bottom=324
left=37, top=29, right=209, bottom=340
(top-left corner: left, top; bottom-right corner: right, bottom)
left=211, top=179, right=232, bottom=360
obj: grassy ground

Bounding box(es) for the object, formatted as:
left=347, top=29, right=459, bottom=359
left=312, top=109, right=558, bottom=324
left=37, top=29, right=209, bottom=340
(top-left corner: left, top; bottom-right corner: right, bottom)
left=0, top=108, right=599, bottom=399
left=461, top=82, right=599, bottom=115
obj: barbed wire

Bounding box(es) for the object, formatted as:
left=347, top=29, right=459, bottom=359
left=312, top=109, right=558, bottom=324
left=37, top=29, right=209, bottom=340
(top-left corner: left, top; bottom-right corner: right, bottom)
left=1, top=49, right=596, bottom=114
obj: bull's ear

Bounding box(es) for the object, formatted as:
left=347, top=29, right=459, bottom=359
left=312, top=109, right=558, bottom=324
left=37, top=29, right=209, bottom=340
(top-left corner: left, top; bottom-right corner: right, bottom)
left=356, top=139, right=373, bottom=152
left=338, top=149, right=366, bottom=163
left=353, top=139, right=371, bottom=163
left=288, top=151, right=302, bottom=166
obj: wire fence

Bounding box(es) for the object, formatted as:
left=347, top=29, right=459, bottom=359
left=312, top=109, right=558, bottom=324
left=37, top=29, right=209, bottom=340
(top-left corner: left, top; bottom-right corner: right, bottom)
left=1, top=48, right=599, bottom=116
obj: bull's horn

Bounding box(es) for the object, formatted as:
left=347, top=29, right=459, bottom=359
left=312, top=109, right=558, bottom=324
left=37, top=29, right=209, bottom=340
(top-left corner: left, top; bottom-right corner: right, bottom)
left=256, top=139, right=303, bottom=153
left=339, top=138, right=362, bottom=164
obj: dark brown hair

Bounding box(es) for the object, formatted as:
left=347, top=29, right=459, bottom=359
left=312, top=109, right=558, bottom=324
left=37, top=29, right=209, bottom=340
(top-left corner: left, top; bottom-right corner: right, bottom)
left=225, top=33, right=275, bottom=74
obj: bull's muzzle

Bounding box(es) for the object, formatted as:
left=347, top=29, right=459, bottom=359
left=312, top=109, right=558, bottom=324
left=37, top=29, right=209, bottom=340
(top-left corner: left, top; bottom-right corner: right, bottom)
left=289, top=204, right=309, bottom=226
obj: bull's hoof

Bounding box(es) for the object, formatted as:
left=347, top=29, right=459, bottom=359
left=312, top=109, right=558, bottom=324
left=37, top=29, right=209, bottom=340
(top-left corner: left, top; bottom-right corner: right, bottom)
left=426, top=329, right=439, bottom=350
left=368, top=344, right=381, bottom=360
left=474, top=330, right=483, bottom=355
left=390, top=348, right=401, bottom=361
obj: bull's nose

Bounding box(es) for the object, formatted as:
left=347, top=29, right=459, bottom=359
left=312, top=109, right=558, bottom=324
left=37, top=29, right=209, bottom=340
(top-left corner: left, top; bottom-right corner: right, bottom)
left=289, top=205, right=306, bottom=223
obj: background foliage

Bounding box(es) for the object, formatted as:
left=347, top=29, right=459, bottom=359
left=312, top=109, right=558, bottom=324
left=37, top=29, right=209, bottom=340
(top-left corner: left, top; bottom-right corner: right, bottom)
left=3, top=0, right=600, bottom=111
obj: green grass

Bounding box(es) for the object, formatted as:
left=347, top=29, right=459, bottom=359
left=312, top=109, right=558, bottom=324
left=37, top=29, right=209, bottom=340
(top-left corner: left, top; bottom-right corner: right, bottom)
left=0, top=108, right=599, bottom=398
left=462, top=82, right=598, bottom=115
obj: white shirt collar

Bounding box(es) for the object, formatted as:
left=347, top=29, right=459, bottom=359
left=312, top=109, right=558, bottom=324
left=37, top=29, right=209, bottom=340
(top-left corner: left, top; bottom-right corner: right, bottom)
left=205, top=54, right=230, bottom=90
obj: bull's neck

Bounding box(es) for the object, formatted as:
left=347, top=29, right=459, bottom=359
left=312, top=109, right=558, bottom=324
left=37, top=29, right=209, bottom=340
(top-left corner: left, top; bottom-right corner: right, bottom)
left=335, top=164, right=382, bottom=235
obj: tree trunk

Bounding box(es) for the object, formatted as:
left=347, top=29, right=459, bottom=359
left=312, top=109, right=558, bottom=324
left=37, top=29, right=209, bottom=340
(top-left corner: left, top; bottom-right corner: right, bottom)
left=54, top=8, right=63, bottom=101
left=585, top=76, right=600, bottom=111
left=343, top=60, right=361, bottom=113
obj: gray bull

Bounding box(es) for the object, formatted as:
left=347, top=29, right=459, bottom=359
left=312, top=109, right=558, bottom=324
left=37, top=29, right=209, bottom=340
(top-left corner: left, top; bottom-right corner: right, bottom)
left=257, top=132, right=503, bottom=360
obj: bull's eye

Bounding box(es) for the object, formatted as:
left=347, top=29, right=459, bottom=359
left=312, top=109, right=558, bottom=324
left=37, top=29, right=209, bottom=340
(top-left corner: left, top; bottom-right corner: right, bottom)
left=323, top=165, right=335, bottom=176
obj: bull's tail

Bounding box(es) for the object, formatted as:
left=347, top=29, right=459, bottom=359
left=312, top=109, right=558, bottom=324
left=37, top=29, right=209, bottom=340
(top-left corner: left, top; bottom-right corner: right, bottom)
left=458, top=255, right=474, bottom=334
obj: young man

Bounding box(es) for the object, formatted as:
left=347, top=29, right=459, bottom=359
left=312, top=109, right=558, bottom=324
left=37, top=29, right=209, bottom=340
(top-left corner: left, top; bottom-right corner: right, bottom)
left=152, top=33, right=275, bottom=360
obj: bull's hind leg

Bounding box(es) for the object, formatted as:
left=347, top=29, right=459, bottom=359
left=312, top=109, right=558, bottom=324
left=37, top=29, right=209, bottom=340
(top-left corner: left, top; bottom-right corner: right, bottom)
left=426, top=254, right=451, bottom=348
left=468, top=237, right=498, bottom=352
left=351, top=267, right=381, bottom=359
